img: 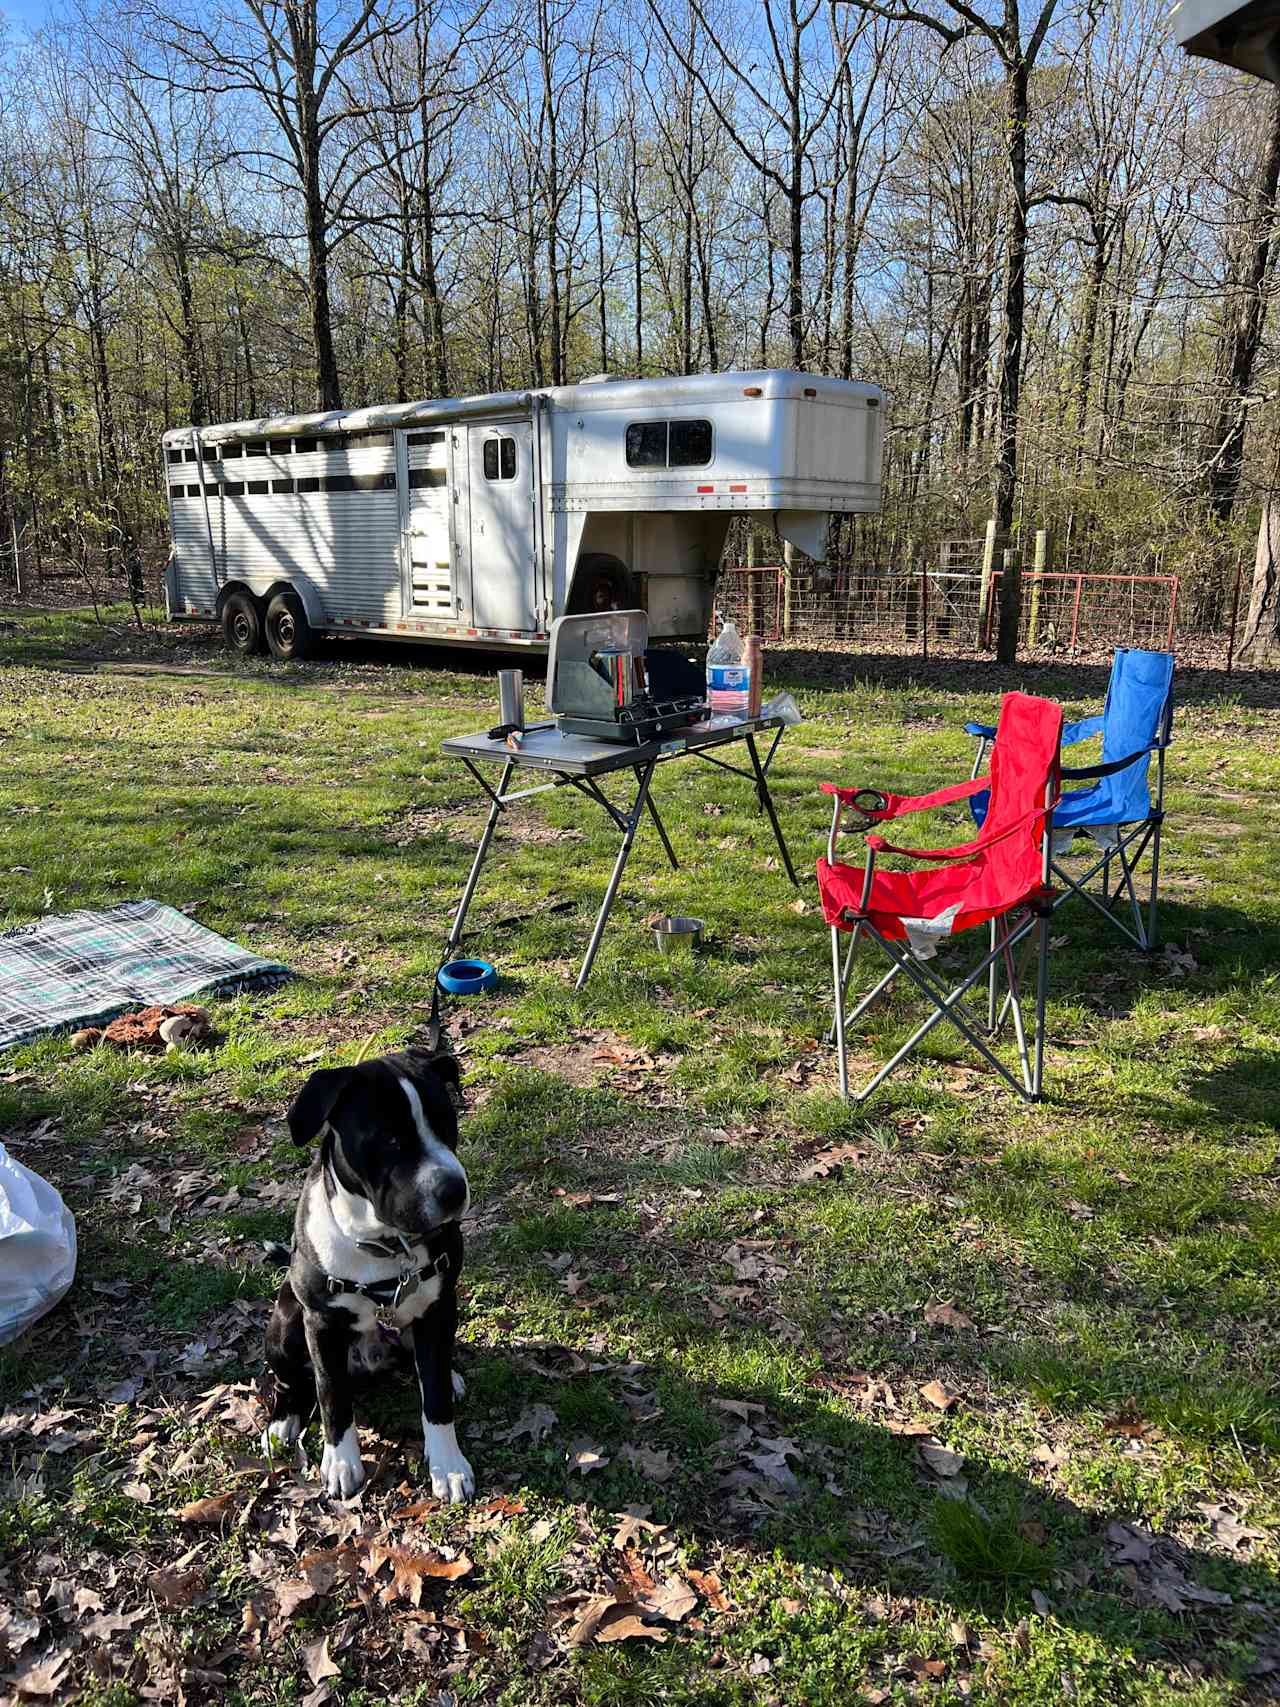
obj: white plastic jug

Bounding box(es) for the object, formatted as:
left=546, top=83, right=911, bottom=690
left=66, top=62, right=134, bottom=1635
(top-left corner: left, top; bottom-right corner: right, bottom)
left=0, top=1143, right=76, bottom=1346
left=706, top=621, right=749, bottom=718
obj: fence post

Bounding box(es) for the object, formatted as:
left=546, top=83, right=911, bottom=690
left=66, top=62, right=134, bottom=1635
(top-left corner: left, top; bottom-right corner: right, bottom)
left=997, top=547, right=1022, bottom=665
left=978, top=518, right=999, bottom=644
left=921, top=559, right=929, bottom=660
left=1225, top=554, right=1243, bottom=674
left=782, top=539, right=794, bottom=640
left=1028, top=529, right=1049, bottom=647
left=1069, top=573, right=1084, bottom=652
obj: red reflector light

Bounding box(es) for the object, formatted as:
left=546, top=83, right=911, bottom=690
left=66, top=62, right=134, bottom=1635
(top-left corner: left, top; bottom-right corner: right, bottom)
left=696, top=484, right=714, bottom=493
left=729, top=484, right=747, bottom=493
left=743, top=386, right=762, bottom=397
left=803, top=386, right=817, bottom=397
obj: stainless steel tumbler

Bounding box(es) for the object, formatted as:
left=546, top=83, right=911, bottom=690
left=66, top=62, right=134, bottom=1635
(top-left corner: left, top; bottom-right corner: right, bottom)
left=498, top=668, right=524, bottom=729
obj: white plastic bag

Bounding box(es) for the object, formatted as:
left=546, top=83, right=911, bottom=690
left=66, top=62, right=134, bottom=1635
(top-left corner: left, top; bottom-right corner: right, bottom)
left=0, top=1142, right=76, bottom=1346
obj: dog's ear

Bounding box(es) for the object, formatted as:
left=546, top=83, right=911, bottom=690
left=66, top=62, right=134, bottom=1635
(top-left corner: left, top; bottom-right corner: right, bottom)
left=288, top=1066, right=354, bottom=1145
left=429, top=1054, right=461, bottom=1094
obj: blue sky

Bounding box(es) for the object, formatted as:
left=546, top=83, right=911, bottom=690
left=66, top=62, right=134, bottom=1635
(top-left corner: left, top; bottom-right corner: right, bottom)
left=2, top=0, right=51, bottom=33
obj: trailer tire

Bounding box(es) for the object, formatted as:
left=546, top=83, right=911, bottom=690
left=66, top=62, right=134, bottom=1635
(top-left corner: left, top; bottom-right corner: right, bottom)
left=264, top=590, right=312, bottom=661
left=566, top=554, right=635, bottom=615
left=220, top=589, right=264, bottom=656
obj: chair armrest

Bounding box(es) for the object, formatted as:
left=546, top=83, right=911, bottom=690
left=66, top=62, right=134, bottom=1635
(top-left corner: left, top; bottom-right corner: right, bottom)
left=964, top=722, right=997, bottom=739
left=865, top=796, right=1060, bottom=863
left=1060, top=745, right=1153, bottom=781
left=1062, top=714, right=1105, bottom=748
left=821, top=774, right=990, bottom=822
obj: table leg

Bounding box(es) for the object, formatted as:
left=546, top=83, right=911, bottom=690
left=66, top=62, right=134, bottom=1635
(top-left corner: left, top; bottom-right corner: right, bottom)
left=745, top=733, right=799, bottom=887
left=447, top=757, right=515, bottom=952
left=642, top=778, right=679, bottom=871
left=576, top=758, right=657, bottom=990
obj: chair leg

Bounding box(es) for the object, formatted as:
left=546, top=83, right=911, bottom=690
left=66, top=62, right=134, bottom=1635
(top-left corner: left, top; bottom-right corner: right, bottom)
left=999, top=918, right=1033, bottom=1093
left=987, top=918, right=998, bottom=1032
left=1032, top=908, right=1050, bottom=1100
left=831, top=926, right=849, bottom=1099
left=1146, top=815, right=1163, bottom=951
left=1114, top=841, right=1148, bottom=949
left=825, top=923, right=863, bottom=1044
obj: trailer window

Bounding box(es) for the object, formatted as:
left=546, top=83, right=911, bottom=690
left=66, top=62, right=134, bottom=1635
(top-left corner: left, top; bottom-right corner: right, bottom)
left=202, top=444, right=219, bottom=461
left=247, top=480, right=269, bottom=495
left=408, top=430, right=444, bottom=446
left=322, top=434, right=350, bottom=452
left=626, top=419, right=712, bottom=468
left=223, top=443, right=243, bottom=459
left=294, top=436, right=318, bottom=454
left=186, top=484, right=202, bottom=498
left=298, top=476, right=321, bottom=493
left=169, top=483, right=184, bottom=498
left=349, top=429, right=393, bottom=448
left=272, top=477, right=295, bottom=494
left=245, top=440, right=267, bottom=457
left=166, top=448, right=183, bottom=466
left=670, top=420, right=712, bottom=465
left=482, top=436, right=516, bottom=481
left=409, top=467, right=447, bottom=490
left=223, top=482, right=244, bottom=497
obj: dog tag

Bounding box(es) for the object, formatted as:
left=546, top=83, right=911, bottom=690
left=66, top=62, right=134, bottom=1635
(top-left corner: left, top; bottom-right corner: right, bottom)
left=373, top=1302, right=400, bottom=1333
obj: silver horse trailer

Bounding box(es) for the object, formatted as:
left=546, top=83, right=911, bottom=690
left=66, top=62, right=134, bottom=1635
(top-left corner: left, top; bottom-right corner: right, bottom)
left=161, top=369, right=883, bottom=659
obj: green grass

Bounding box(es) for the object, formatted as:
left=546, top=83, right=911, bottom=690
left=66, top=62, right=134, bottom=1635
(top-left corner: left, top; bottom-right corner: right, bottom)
left=1, top=606, right=1278, bottom=1704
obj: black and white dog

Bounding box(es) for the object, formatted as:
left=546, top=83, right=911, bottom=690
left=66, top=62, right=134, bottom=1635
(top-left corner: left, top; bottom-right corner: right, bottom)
left=260, top=1047, right=474, bottom=1502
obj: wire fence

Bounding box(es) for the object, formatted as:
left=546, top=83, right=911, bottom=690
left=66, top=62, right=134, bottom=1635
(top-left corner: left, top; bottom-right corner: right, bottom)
left=712, top=564, right=1184, bottom=661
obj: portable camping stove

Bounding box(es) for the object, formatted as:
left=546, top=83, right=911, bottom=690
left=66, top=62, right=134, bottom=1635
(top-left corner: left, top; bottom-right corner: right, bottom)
left=546, top=610, right=707, bottom=744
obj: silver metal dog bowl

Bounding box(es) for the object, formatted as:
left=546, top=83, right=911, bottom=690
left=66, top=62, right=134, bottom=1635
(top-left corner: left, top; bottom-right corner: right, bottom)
left=653, top=915, right=704, bottom=954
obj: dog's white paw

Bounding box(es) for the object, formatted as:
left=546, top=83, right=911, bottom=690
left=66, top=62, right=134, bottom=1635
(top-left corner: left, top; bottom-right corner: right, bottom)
left=320, top=1426, right=366, bottom=1498
left=262, top=1415, right=302, bottom=1457
left=423, top=1421, right=474, bottom=1504
left=452, top=1370, right=466, bottom=1400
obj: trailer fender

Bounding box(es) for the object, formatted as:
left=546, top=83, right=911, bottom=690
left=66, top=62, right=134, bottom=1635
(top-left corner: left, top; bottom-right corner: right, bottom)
left=264, top=573, right=325, bottom=630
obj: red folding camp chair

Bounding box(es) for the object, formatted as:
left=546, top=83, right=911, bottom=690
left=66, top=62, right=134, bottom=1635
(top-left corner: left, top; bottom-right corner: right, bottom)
left=817, top=691, right=1063, bottom=1103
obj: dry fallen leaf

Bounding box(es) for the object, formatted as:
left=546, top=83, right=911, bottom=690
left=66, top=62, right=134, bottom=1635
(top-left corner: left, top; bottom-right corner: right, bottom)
left=923, top=1301, right=976, bottom=1332
left=620, top=1443, right=675, bottom=1483
left=147, top=1568, right=205, bottom=1608
left=173, top=1492, right=239, bottom=1525
left=496, top=1403, right=557, bottom=1444
left=365, top=1544, right=474, bottom=1606
left=920, top=1379, right=958, bottom=1411
left=687, top=1568, right=730, bottom=1612
left=596, top=1611, right=670, bottom=1643
left=919, top=1441, right=966, bottom=1478
left=798, top=1143, right=865, bottom=1182
left=568, top=1444, right=610, bottom=1474
left=302, top=1633, right=342, bottom=1686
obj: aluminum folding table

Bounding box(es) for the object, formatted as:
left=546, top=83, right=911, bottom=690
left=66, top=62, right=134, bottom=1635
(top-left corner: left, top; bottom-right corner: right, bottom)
left=441, top=714, right=798, bottom=989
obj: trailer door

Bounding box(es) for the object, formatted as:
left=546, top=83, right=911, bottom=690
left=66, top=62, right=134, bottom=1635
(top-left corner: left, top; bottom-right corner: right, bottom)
left=399, top=428, right=457, bottom=623
left=468, top=422, right=536, bottom=631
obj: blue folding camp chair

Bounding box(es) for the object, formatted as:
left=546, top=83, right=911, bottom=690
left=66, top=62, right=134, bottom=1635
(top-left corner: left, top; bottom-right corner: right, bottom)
left=965, top=649, right=1173, bottom=951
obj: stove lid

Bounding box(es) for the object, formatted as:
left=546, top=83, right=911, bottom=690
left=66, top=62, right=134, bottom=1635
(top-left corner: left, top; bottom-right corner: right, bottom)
left=547, top=610, right=649, bottom=716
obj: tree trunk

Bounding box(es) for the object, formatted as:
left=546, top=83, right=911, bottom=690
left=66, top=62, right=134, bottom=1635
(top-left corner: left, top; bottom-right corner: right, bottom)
left=992, top=56, right=1029, bottom=539
left=1204, top=86, right=1280, bottom=524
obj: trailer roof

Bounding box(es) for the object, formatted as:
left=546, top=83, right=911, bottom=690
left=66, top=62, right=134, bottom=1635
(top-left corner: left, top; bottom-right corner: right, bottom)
left=161, top=370, right=882, bottom=446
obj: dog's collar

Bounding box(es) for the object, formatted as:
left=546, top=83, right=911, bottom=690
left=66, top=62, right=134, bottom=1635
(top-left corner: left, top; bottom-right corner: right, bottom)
left=322, top=1227, right=453, bottom=1309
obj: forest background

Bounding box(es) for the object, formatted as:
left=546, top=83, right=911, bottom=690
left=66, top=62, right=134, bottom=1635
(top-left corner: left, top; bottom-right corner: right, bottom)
left=3, top=0, right=1280, bottom=643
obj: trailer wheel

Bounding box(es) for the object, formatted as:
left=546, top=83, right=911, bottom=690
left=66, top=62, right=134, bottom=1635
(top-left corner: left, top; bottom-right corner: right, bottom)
left=220, top=590, right=263, bottom=656
left=264, top=590, right=312, bottom=661
left=567, top=554, right=635, bottom=615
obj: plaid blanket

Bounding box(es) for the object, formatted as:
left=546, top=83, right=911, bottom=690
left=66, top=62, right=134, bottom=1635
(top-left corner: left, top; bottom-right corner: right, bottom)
left=0, top=900, right=293, bottom=1052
